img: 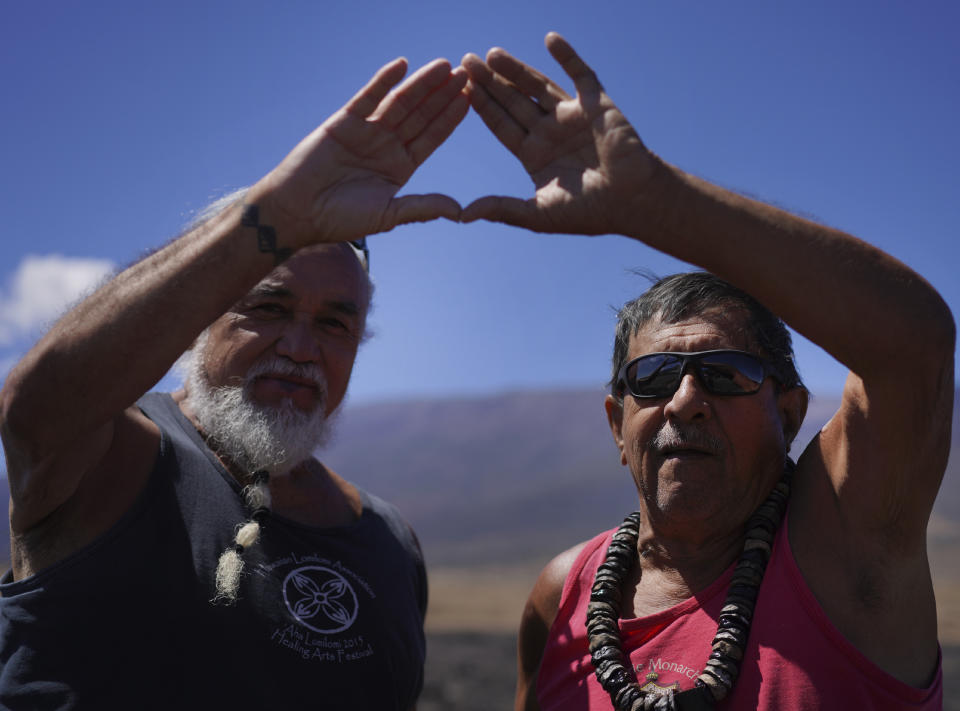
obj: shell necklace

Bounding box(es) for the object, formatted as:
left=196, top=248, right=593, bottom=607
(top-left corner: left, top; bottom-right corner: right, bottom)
left=587, top=464, right=792, bottom=711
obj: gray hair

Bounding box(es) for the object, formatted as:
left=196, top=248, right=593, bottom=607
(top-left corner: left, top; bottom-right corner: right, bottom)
left=610, top=272, right=804, bottom=399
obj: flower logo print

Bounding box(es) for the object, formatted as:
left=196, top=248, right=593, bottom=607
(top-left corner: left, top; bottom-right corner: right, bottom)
left=282, top=565, right=359, bottom=634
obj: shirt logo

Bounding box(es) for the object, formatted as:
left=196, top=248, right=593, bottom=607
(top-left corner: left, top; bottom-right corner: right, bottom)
left=639, top=671, right=680, bottom=696
left=282, top=565, right=359, bottom=634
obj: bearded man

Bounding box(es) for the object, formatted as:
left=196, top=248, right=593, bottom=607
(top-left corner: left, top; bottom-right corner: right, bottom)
left=461, top=34, right=953, bottom=710
left=0, top=57, right=469, bottom=710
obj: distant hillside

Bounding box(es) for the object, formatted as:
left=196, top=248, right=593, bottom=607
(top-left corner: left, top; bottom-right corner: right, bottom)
left=325, top=389, right=635, bottom=565
left=1, top=388, right=958, bottom=568
left=321, top=387, right=960, bottom=566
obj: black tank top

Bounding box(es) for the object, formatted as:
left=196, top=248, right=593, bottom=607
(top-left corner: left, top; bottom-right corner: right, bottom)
left=0, top=393, right=426, bottom=710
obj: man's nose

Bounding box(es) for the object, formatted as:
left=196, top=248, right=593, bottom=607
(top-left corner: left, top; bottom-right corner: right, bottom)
left=275, top=317, right=322, bottom=363
left=663, top=372, right=712, bottom=422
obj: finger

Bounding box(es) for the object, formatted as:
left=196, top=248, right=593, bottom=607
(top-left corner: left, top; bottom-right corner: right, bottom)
left=374, top=58, right=453, bottom=129
left=382, top=194, right=462, bottom=231
left=462, top=52, right=544, bottom=130
left=485, top=47, right=569, bottom=112
left=406, top=91, right=470, bottom=166
left=544, top=32, right=602, bottom=100
left=460, top=195, right=545, bottom=231
left=462, top=57, right=526, bottom=156
left=343, top=58, right=409, bottom=119
left=395, top=66, right=469, bottom=145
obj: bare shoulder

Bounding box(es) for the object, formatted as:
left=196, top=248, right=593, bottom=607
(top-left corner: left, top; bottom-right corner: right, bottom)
left=530, top=541, right=589, bottom=619
left=9, top=406, right=160, bottom=579
left=516, top=540, right=590, bottom=711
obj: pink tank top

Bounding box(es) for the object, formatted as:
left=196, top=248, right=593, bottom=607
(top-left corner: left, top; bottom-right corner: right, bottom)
left=537, top=516, right=942, bottom=710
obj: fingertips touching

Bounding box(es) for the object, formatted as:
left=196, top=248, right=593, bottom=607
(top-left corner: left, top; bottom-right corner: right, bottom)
left=447, top=66, right=469, bottom=93
left=463, top=78, right=482, bottom=108
left=459, top=197, right=487, bottom=223
left=389, top=193, right=463, bottom=227
left=460, top=53, right=493, bottom=83
left=460, top=195, right=533, bottom=228
left=460, top=195, right=551, bottom=232
left=463, top=77, right=491, bottom=113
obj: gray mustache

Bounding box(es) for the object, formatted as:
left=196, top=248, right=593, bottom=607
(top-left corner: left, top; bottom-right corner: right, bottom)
left=649, top=426, right=724, bottom=454
left=245, top=358, right=327, bottom=391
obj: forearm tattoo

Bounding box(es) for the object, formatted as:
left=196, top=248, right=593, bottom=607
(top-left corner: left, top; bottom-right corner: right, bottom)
left=241, top=204, right=293, bottom=265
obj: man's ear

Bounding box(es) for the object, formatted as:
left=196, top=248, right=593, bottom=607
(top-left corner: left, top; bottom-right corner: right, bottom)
left=604, top=394, right=629, bottom=466
left=778, top=386, right=809, bottom=452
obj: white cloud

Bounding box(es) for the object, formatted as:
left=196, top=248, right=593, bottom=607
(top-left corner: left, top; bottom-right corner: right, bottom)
left=0, top=255, right=115, bottom=346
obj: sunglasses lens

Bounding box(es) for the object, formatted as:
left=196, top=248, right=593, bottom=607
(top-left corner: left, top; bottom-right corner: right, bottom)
left=698, top=353, right=765, bottom=394
left=626, top=354, right=683, bottom=397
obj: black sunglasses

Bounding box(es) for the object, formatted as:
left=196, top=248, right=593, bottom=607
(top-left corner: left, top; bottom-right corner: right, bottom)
left=616, top=349, right=780, bottom=399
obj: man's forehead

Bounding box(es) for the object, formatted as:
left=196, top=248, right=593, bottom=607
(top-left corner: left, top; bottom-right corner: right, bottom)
left=241, top=244, right=369, bottom=310
left=630, top=309, right=755, bottom=355
left=294, top=242, right=365, bottom=270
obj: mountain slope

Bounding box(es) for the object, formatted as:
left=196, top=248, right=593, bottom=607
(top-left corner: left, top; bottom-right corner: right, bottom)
left=1, top=388, right=957, bottom=568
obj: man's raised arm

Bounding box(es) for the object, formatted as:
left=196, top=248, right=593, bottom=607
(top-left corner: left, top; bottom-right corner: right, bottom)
left=0, top=58, right=468, bottom=534
left=461, top=31, right=953, bottom=526
left=462, top=32, right=953, bottom=687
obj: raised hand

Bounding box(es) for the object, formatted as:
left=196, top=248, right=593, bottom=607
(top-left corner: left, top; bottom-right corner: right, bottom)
left=253, top=58, right=470, bottom=247
left=461, top=33, right=659, bottom=236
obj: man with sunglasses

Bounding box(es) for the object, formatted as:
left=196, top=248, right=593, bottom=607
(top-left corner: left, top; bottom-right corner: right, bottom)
left=462, top=34, right=952, bottom=709
left=0, top=58, right=468, bottom=709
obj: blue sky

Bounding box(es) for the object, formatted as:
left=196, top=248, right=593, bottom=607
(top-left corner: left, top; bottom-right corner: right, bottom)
left=2, top=0, right=958, bottom=412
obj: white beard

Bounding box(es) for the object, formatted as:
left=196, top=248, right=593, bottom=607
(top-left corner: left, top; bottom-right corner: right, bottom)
left=183, top=340, right=337, bottom=477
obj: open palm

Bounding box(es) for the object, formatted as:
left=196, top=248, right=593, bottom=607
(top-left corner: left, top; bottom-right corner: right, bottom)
left=258, top=58, right=469, bottom=248
left=461, top=33, right=659, bottom=237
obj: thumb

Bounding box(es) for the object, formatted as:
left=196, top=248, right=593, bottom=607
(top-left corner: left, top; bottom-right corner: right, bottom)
left=460, top=195, right=543, bottom=230
left=382, top=193, right=462, bottom=230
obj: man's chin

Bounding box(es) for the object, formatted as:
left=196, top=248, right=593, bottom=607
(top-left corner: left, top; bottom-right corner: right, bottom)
left=652, top=452, right=721, bottom=479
